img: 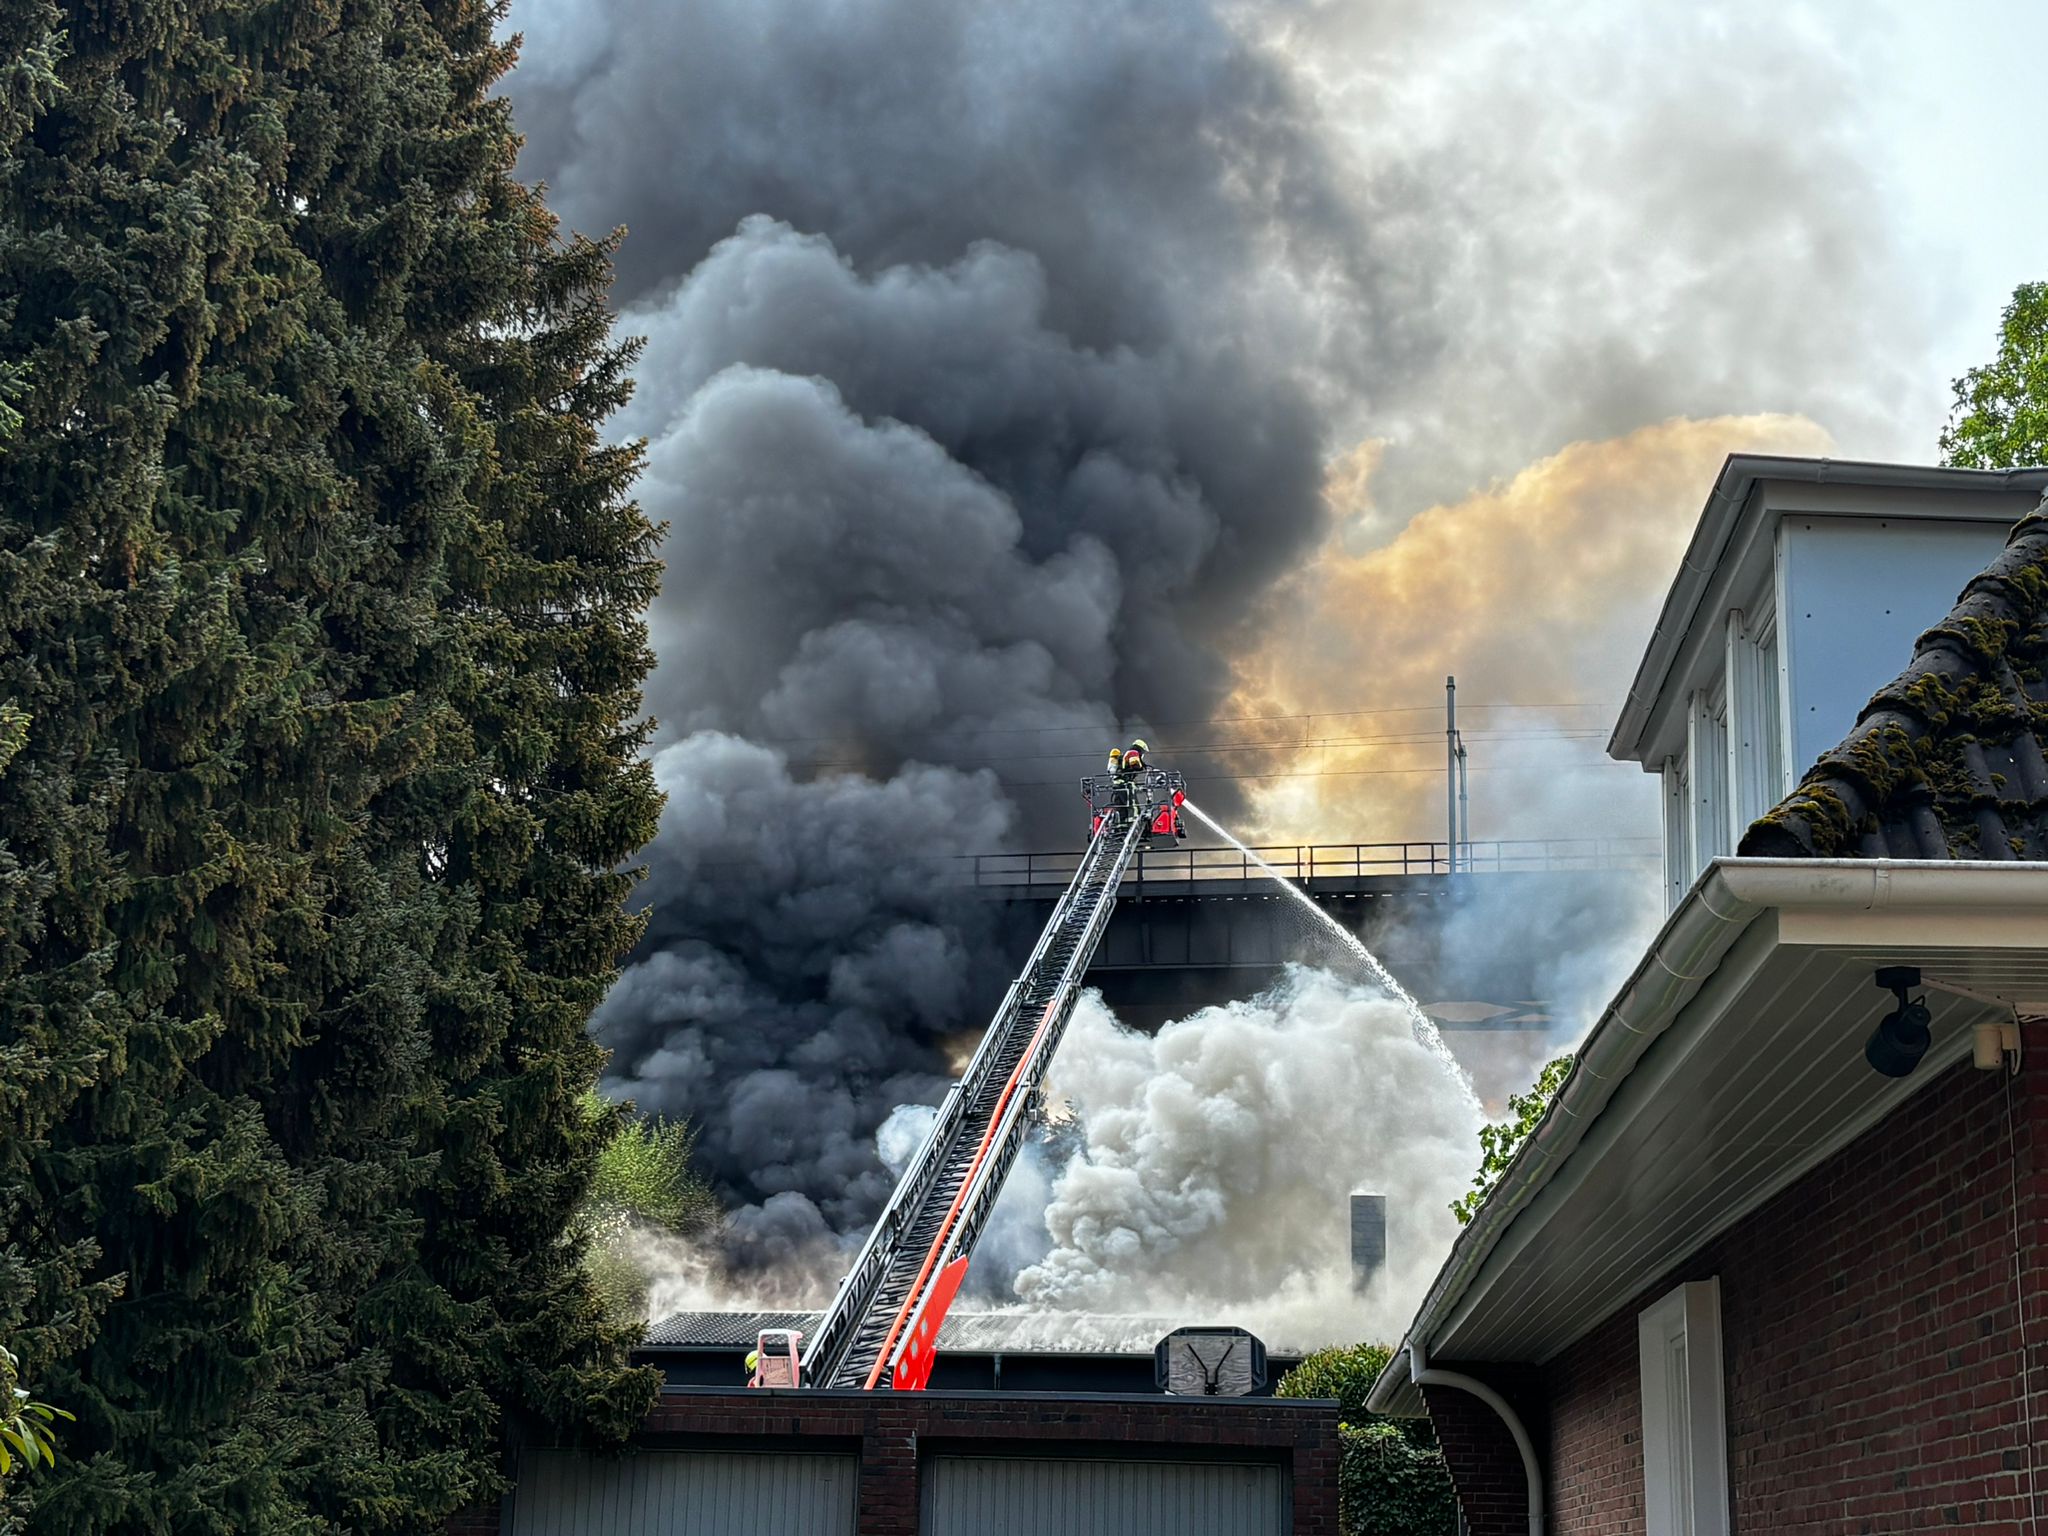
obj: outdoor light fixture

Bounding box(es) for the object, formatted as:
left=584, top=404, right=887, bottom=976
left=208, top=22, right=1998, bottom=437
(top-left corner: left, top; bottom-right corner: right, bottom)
left=1864, top=966, right=1932, bottom=1079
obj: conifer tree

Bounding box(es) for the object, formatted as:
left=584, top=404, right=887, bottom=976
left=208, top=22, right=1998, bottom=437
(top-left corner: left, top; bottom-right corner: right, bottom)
left=0, top=3, right=662, bottom=1530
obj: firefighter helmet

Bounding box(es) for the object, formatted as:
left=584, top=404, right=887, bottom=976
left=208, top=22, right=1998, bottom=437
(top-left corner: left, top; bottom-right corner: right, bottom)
left=1129, top=738, right=1149, bottom=754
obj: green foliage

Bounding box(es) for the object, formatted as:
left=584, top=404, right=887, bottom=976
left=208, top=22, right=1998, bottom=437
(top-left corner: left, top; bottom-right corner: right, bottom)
left=0, top=1346, right=72, bottom=1483
left=1452, top=1054, right=1573, bottom=1224
left=1942, top=282, right=2048, bottom=470
left=1336, top=1423, right=1459, bottom=1536
left=1276, top=1341, right=1395, bottom=1425
left=0, top=1, right=664, bottom=1529
left=576, top=1095, right=720, bottom=1323
left=1278, top=1344, right=1457, bottom=1536
left=581, top=1094, right=721, bottom=1236
left=0, top=705, right=24, bottom=777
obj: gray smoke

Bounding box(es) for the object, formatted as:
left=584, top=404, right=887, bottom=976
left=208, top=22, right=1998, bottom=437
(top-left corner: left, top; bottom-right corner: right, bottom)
left=538, top=0, right=1356, bottom=1268
left=614, top=222, right=1326, bottom=777
left=1262, top=3, right=1930, bottom=525
left=1017, top=973, right=1483, bottom=1346
left=511, top=0, right=1925, bottom=1285
left=593, top=734, right=1018, bottom=1262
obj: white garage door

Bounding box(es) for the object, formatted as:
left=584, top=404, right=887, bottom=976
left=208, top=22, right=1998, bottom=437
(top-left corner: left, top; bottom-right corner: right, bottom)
left=921, top=1455, right=1288, bottom=1536
left=510, top=1448, right=857, bottom=1536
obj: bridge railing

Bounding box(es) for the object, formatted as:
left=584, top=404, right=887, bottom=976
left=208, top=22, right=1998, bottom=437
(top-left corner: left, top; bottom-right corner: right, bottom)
left=956, top=838, right=1659, bottom=887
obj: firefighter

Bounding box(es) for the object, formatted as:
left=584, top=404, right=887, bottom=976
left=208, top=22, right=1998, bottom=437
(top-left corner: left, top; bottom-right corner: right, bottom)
left=745, top=1348, right=759, bottom=1386
left=1122, top=738, right=1148, bottom=773
left=1105, top=742, right=1139, bottom=825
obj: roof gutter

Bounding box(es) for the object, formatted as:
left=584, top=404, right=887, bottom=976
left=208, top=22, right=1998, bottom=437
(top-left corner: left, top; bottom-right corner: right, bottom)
left=1368, top=856, right=2048, bottom=1418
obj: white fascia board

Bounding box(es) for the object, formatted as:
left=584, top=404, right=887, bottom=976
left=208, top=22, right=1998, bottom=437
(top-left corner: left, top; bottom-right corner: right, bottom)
left=1609, top=457, right=1765, bottom=768
left=1369, top=859, right=1766, bottom=1417
left=1366, top=855, right=2048, bottom=1419
left=1634, top=495, right=1783, bottom=774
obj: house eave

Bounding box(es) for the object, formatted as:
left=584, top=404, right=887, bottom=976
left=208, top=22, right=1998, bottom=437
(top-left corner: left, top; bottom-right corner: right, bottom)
left=1369, top=856, right=2048, bottom=1418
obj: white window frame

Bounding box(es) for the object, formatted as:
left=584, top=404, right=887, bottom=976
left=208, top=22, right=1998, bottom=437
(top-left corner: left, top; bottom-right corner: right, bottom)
left=1756, top=613, right=1785, bottom=801
left=1638, top=1278, right=1731, bottom=1536
left=1661, top=756, right=1690, bottom=912
left=1688, top=688, right=1730, bottom=870
left=1726, top=607, right=1785, bottom=831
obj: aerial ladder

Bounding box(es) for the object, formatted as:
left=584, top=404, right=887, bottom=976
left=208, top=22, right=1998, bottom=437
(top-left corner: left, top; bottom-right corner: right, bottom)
left=794, top=761, right=1187, bottom=1391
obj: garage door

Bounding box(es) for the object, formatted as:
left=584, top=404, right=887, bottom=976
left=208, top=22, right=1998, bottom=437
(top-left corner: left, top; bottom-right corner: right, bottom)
left=921, top=1455, right=1288, bottom=1536
left=510, top=1448, right=857, bottom=1536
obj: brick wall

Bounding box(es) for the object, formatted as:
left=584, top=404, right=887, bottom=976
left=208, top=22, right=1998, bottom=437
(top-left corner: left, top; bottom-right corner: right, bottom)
left=1424, top=1366, right=1543, bottom=1536
left=450, top=1389, right=1339, bottom=1535
left=1526, top=1020, right=2048, bottom=1534
left=1543, top=1275, right=1655, bottom=1533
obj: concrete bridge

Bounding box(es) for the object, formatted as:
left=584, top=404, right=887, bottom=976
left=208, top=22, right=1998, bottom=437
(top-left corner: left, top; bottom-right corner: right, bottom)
left=970, top=838, right=1658, bottom=1108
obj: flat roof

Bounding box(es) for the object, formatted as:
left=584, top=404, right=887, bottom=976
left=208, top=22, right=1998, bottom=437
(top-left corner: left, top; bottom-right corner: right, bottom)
left=657, top=1386, right=1335, bottom=1405
left=643, top=1309, right=1301, bottom=1358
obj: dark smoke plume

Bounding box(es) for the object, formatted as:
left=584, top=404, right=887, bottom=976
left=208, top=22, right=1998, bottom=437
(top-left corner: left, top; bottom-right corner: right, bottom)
left=515, top=0, right=1924, bottom=1282
left=595, top=735, right=1015, bottom=1266
left=535, top=0, right=1355, bottom=1264
left=616, top=222, right=1329, bottom=776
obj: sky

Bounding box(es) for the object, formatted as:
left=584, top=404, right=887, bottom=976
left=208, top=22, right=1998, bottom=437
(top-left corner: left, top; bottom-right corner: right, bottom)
left=1873, top=2, right=2048, bottom=402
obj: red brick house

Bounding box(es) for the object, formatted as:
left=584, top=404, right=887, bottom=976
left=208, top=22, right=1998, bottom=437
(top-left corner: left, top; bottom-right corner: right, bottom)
left=1370, top=458, right=2048, bottom=1534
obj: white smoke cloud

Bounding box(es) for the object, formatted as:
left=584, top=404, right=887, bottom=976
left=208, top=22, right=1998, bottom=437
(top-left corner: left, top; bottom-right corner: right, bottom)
left=632, top=1212, right=851, bottom=1322
left=1013, top=972, right=1484, bottom=1346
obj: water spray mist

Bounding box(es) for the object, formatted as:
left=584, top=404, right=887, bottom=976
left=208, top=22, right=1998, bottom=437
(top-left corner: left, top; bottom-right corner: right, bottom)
left=1181, top=798, right=1476, bottom=1102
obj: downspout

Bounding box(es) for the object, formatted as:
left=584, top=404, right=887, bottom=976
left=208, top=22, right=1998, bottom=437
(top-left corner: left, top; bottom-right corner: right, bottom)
left=1410, top=1337, right=1543, bottom=1536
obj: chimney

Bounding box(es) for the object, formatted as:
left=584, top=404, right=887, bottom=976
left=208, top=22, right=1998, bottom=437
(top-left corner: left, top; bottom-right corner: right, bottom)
left=1350, top=1193, right=1386, bottom=1293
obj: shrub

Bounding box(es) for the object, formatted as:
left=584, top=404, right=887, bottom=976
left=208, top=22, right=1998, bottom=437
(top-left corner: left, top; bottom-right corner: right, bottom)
left=576, top=1094, right=721, bottom=1321
left=1278, top=1342, right=1457, bottom=1536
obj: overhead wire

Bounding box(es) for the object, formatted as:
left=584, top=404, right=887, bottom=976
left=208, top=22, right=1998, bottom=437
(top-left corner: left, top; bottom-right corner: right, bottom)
left=733, top=699, right=1624, bottom=751
left=994, top=761, right=1641, bottom=786
left=721, top=694, right=1640, bottom=786
left=781, top=725, right=1615, bottom=771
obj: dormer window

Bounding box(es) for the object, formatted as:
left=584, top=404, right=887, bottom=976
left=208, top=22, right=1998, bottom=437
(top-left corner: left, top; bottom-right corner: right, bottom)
left=1611, top=457, right=2048, bottom=907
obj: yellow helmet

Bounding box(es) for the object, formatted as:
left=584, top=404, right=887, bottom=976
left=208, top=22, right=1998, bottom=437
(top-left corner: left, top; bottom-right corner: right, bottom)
left=1129, top=738, right=1149, bottom=755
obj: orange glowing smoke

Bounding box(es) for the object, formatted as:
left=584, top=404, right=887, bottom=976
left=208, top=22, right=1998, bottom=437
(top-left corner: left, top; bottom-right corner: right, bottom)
left=1224, top=414, right=1834, bottom=844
